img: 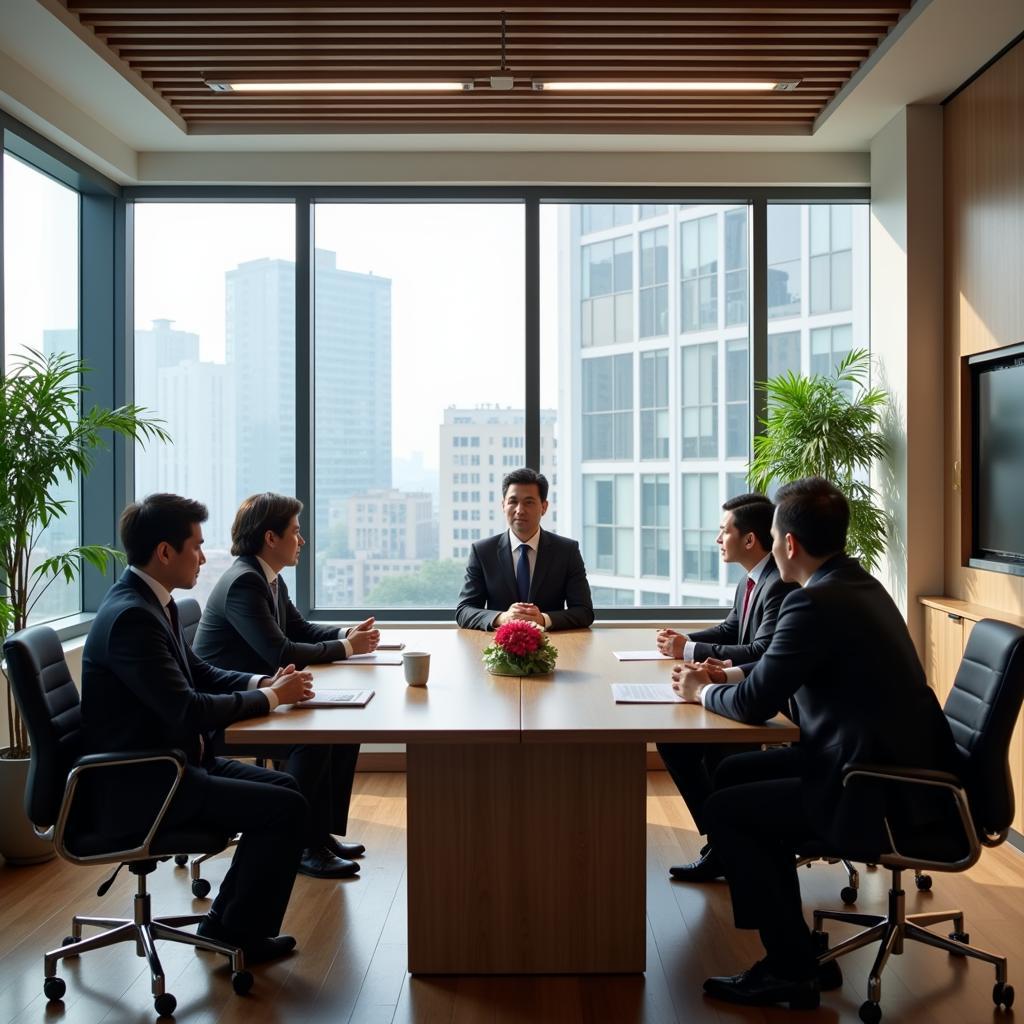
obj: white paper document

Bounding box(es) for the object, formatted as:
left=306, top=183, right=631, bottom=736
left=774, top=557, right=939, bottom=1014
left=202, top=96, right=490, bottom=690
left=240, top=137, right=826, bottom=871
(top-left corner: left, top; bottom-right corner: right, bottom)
left=299, top=689, right=375, bottom=708
left=613, top=650, right=675, bottom=662
left=340, top=653, right=403, bottom=666
left=611, top=683, right=684, bottom=704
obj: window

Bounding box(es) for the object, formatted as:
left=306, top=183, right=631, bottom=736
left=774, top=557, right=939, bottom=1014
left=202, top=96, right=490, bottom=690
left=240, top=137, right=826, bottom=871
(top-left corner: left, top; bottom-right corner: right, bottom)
left=583, top=475, right=633, bottom=576
left=133, top=203, right=295, bottom=607
left=724, top=207, right=748, bottom=326
left=640, top=590, right=671, bottom=605
left=581, top=204, right=633, bottom=233
left=639, top=205, right=668, bottom=220
left=639, top=227, right=668, bottom=338
left=582, top=354, right=633, bottom=460
left=3, top=153, right=81, bottom=624
left=811, top=323, right=855, bottom=398
left=639, top=349, right=669, bottom=459
left=768, top=330, right=802, bottom=379
left=767, top=205, right=802, bottom=319
left=680, top=342, right=718, bottom=458
left=682, top=474, right=719, bottom=582
left=640, top=475, right=670, bottom=577
left=582, top=237, right=633, bottom=347
left=725, top=338, right=749, bottom=460
left=680, top=214, right=718, bottom=332
left=591, top=586, right=636, bottom=606
left=809, top=205, right=853, bottom=314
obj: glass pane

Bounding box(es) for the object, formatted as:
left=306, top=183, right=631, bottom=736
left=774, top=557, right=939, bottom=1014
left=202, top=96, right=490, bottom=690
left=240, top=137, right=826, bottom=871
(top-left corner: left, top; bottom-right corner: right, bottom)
left=133, top=203, right=295, bottom=606
left=3, top=154, right=81, bottom=624
left=313, top=203, right=525, bottom=609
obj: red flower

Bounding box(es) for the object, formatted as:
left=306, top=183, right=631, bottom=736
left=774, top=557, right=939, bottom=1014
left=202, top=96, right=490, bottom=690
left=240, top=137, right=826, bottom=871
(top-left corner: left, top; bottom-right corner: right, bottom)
left=494, top=621, right=542, bottom=657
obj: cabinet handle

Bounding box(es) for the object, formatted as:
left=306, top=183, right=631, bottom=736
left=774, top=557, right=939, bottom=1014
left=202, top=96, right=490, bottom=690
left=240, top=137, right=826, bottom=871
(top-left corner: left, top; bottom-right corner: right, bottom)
left=947, top=613, right=963, bottom=623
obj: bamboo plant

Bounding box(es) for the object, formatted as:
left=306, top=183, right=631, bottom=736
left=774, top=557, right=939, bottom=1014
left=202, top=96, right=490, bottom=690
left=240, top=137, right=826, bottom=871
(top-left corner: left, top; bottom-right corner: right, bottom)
left=748, top=348, right=891, bottom=572
left=1, top=349, right=169, bottom=757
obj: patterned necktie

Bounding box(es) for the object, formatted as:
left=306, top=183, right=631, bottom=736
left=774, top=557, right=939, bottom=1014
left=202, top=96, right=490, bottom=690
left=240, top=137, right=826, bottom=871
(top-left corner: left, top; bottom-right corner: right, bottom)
left=270, top=576, right=282, bottom=626
left=516, top=544, right=531, bottom=602
left=740, top=576, right=756, bottom=636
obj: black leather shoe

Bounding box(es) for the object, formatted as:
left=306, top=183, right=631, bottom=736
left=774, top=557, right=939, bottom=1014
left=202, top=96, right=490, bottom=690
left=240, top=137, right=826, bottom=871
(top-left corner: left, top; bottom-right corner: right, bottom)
left=818, top=958, right=843, bottom=991
left=298, top=845, right=360, bottom=879
left=325, top=835, right=365, bottom=859
left=703, top=959, right=819, bottom=1010
left=704, top=958, right=815, bottom=1007
left=669, top=846, right=725, bottom=882
left=196, top=916, right=297, bottom=964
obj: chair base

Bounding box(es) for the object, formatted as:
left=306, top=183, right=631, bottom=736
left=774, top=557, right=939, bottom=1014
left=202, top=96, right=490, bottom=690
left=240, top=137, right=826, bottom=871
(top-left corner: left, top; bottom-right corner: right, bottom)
left=186, top=835, right=240, bottom=899
left=813, top=868, right=1011, bottom=1020
left=43, top=874, right=251, bottom=1013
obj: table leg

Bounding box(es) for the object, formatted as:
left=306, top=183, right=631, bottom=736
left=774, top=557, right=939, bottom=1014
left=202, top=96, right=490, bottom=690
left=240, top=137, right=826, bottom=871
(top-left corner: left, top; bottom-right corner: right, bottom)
left=407, top=742, right=646, bottom=974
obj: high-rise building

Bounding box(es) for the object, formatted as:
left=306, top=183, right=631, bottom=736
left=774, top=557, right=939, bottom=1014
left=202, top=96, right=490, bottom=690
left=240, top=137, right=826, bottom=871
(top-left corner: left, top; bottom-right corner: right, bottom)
left=438, top=406, right=558, bottom=561
left=563, top=202, right=869, bottom=607
left=343, top=489, right=435, bottom=561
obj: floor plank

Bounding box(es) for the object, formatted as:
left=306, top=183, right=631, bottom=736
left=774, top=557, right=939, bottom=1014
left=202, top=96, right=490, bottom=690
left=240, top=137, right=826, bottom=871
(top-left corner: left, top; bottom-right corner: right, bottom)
left=2, top=771, right=1023, bottom=1024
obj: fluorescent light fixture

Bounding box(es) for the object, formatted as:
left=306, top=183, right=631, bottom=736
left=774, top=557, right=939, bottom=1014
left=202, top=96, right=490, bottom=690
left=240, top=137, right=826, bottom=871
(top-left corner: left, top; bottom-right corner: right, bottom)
left=205, top=80, right=471, bottom=93
left=533, top=80, right=799, bottom=92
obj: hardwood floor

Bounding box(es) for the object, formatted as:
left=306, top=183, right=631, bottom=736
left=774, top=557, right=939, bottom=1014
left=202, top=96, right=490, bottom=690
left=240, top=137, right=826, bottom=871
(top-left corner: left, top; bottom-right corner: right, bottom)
left=2, top=771, right=1022, bottom=1024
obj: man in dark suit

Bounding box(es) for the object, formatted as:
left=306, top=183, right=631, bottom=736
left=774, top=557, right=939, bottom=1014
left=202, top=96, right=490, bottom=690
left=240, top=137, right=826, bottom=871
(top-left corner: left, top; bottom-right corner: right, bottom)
left=654, top=493, right=797, bottom=882
left=81, top=494, right=315, bottom=963
left=456, top=467, right=594, bottom=631
left=194, top=492, right=379, bottom=880
left=671, top=478, right=959, bottom=1009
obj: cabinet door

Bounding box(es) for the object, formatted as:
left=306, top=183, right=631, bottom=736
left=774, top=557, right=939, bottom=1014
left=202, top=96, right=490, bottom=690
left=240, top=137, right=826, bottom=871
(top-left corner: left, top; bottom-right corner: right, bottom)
left=923, top=606, right=964, bottom=707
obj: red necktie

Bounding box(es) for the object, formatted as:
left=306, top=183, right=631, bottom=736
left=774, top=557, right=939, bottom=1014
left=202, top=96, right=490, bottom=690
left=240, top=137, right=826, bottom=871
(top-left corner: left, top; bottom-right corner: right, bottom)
left=740, top=576, right=756, bottom=626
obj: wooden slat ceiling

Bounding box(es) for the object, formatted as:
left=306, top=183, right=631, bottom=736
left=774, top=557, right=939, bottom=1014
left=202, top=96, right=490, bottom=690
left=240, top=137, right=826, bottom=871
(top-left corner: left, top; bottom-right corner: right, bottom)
left=57, top=1, right=914, bottom=135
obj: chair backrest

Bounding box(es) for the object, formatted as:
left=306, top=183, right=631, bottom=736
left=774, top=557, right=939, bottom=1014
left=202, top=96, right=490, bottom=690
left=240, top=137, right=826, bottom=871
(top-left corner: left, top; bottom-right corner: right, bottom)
left=177, top=597, right=202, bottom=647
left=944, top=618, right=1024, bottom=838
left=3, top=626, right=83, bottom=829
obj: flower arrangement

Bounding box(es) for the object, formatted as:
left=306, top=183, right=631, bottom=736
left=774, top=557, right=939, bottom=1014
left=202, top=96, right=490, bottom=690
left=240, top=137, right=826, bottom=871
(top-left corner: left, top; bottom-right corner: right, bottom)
left=482, top=620, right=558, bottom=676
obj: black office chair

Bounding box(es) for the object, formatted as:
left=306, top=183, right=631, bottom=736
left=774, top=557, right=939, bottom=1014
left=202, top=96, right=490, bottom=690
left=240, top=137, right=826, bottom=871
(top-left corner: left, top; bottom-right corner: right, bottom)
left=3, top=625, right=254, bottom=1018
left=813, top=618, right=1024, bottom=1024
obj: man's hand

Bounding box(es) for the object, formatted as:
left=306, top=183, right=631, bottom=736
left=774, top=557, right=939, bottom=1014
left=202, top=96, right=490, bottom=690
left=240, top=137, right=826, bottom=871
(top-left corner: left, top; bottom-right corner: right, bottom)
left=656, top=628, right=687, bottom=658
left=495, top=604, right=546, bottom=628
left=671, top=662, right=711, bottom=703
left=268, top=665, right=315, bottom=705
left=347, top=616, right=380, bottom=655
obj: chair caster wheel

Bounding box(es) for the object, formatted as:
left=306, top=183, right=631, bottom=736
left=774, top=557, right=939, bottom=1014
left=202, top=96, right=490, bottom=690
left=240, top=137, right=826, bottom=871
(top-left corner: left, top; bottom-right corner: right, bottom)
left=949, top=930, right=970, bottom=953
left=191, top=878, right=211, bottom=899
left=174, top=854, right=189, bottom=868
left=915, top=873, right=932, bottom=891
left=994, top=982, right=1014, bottom=1009
left=812, top=929, right=830, bottom=953
left=154, top=992, right=177, bottom=1017
left=859, top=1000, right=882, bottom=1024
left=840, top=885, right=858, bottom=905
left=61, top=935, right=79, bottom=958
left=44, top=977, right=66, bottom=1002
left=232, top=970, right=254, bottom=995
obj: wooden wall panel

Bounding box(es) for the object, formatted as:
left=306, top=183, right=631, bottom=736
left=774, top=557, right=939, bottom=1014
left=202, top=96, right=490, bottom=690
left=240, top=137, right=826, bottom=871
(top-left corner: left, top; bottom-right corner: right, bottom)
left=943, top=38, right=1024, bottom=617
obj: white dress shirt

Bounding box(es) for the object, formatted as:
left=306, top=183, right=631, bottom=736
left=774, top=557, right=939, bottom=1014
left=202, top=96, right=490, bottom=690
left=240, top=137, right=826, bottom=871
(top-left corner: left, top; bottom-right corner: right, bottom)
left=130, top=566, right=275, bottom=709
left=496, top=528, right=552, bottom=629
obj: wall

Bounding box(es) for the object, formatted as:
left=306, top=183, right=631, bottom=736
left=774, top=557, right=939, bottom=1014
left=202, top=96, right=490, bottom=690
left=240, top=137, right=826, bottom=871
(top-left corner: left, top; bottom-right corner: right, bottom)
left=944, top=38, right=1024, bottom=615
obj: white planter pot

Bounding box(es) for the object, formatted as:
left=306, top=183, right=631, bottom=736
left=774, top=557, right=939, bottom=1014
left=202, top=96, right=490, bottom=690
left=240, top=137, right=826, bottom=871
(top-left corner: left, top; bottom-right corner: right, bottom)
left=0, top=752, right=56, bottom=865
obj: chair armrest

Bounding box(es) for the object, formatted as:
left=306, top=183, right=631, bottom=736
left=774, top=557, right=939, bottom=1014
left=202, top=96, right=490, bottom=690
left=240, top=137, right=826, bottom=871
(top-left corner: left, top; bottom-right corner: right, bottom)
left=841, top=762, right=979, bottom=872
left=55, top=749, right=189, bottom=865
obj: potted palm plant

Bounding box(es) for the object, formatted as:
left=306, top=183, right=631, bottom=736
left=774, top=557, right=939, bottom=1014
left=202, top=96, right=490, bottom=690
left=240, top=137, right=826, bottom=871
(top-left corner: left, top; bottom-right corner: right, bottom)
left=1, top=349, right=169, bottom=863
left=748, top=348, right=891, bottom=571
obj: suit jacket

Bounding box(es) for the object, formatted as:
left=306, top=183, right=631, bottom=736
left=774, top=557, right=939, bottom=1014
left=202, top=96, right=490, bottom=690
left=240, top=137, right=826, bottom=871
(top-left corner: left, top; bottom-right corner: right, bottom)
left=80, top=568, right=269, bottom=839
left=689, top=556, right=796, bottom=664
left=456, top=529, right=595, bottom=631
left=703, top=555, right=959, bottom=859
left=194, top=556, right=347, bottom=675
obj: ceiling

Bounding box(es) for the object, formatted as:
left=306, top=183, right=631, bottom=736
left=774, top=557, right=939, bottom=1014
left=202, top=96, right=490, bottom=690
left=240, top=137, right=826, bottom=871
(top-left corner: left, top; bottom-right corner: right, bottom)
left=58, top=0, right=913, bottom=135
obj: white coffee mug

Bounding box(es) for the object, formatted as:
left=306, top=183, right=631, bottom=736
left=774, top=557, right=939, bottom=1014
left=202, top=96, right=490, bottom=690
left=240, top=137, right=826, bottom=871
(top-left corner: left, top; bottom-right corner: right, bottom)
left=403, top=651, right=430, bottom=686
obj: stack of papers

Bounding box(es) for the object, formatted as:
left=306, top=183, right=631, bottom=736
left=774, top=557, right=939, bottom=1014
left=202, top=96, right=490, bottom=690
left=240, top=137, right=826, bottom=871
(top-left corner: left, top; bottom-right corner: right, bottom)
left=613, top=650, right=674, bottom=662
left=299, top=689, right=375, bottom=708
left=342, top=652, right=402, bottom=666
left=611, top=683, right=684, bottom=704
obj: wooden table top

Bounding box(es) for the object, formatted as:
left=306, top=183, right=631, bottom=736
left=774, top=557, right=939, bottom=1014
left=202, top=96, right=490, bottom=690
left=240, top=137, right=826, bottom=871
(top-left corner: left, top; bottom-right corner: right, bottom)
left=225, top=626, right=798, bottom=747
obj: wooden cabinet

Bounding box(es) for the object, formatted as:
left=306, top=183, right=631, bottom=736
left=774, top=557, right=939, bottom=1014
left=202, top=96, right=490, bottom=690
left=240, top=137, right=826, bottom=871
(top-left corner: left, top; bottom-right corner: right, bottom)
left=921, top=597, right=1024, bottom=835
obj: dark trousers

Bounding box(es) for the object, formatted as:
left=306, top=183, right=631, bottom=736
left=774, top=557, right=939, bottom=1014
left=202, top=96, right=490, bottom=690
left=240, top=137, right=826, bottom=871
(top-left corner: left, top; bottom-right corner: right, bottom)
left=284, top=743, right=360, bottom=842
left=655, top=741, right=760, bottom=834
left=704, top=746, right=817, bottom=977
left=162, top=757, right=307, bottom=940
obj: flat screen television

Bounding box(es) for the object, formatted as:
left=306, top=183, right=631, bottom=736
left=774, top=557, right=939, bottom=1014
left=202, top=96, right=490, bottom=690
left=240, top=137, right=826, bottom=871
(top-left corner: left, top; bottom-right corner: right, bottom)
left=969, top=342, right=1024, bottom=576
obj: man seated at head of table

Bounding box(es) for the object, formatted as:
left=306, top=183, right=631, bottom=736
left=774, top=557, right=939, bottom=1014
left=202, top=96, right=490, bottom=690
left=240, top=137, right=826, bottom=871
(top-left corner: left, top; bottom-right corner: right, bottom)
left=669, top=477, right=959, bottom=1011
left=654, top=493, right=798, bottom=884
left=194, top=492, right=379, bottom=881
left=455, top=467, right=594, bottom=632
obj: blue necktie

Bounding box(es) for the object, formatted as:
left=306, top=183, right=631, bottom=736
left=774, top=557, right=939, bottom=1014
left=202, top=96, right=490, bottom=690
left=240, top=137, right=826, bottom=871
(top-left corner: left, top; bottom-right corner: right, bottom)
left=516, top=544, right=531, bottom=602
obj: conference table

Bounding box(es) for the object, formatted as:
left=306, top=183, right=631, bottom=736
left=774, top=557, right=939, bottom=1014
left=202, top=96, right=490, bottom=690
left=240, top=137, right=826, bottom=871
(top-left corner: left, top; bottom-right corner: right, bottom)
left=225, top=627, right=797, bottom=975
